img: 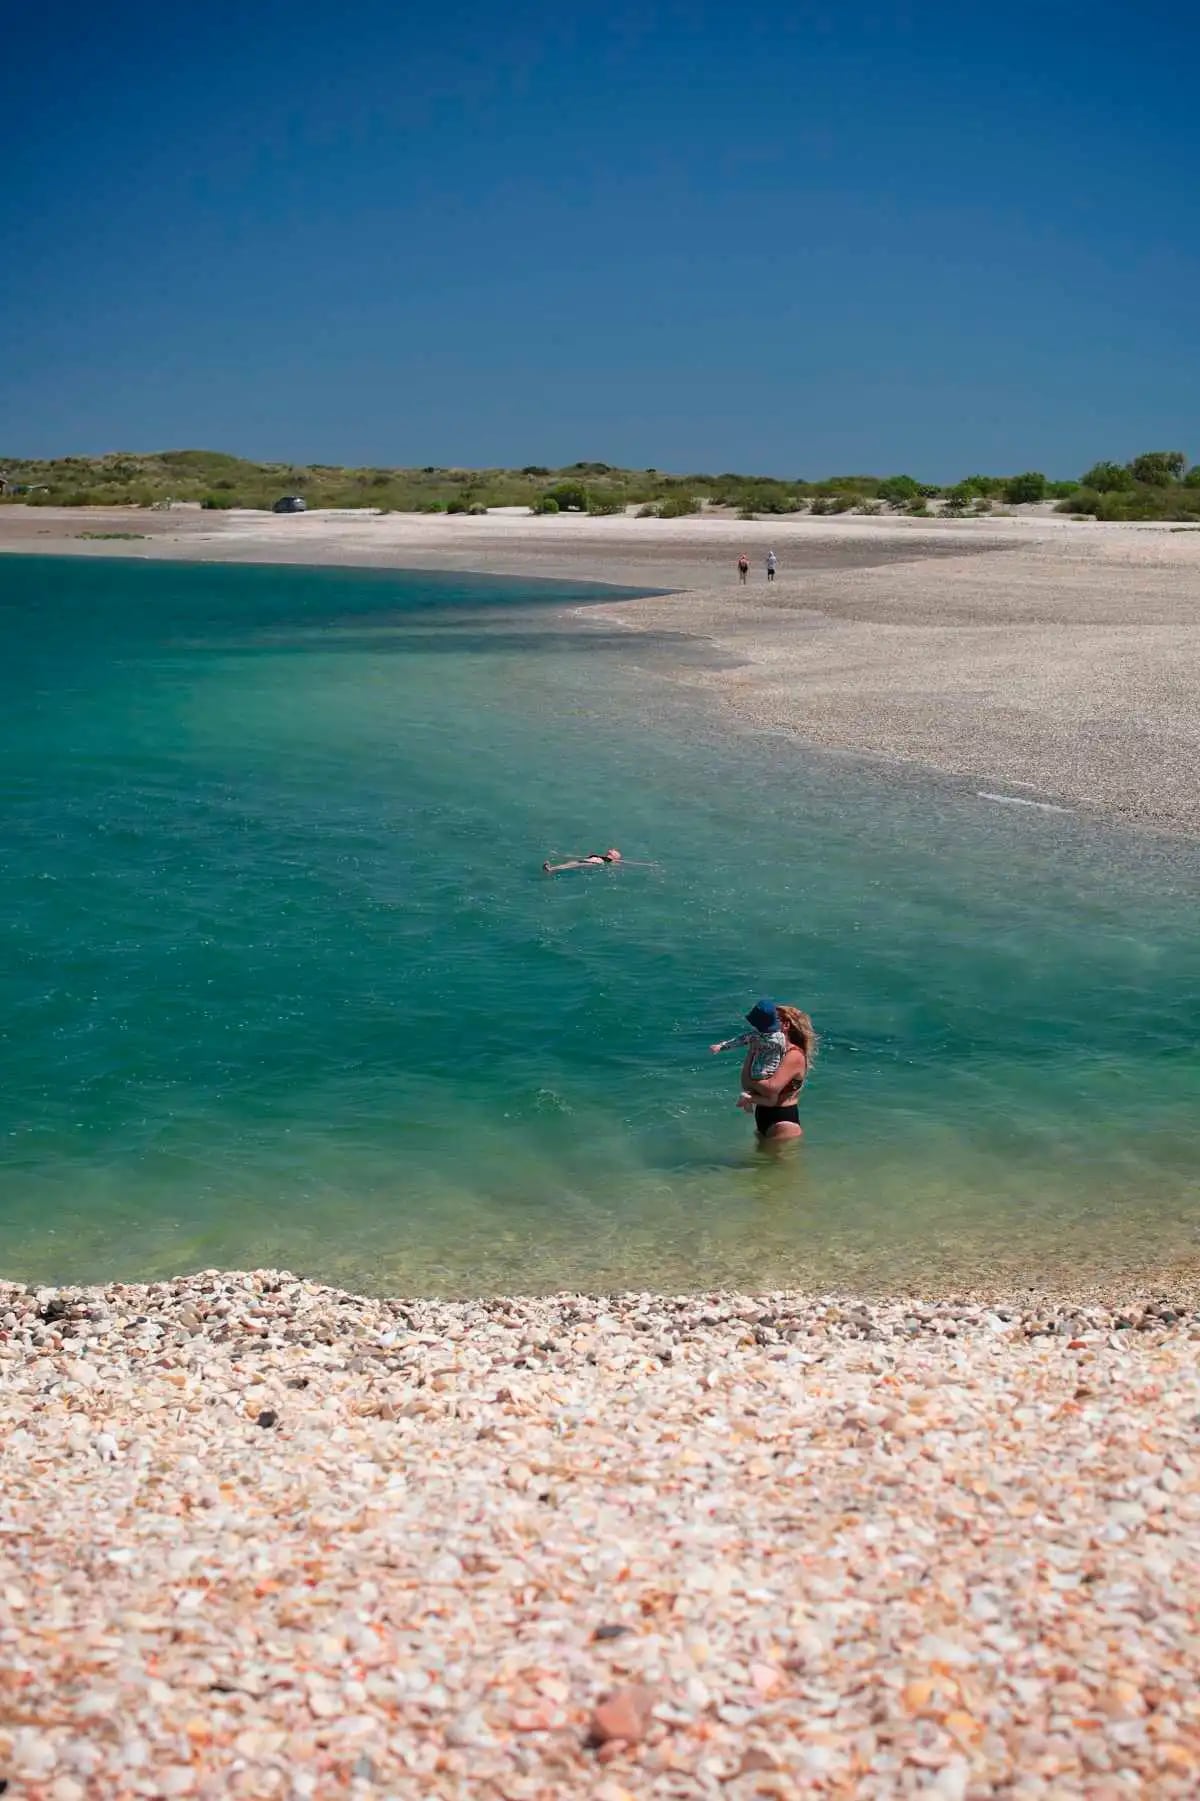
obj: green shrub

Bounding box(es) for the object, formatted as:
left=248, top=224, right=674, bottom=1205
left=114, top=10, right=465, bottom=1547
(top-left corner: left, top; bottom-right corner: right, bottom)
left=1184, top=466, right=1200, bottom=488
left=1080, top=461, right=1133, bottom=493
left=1129, top=450, right=1185, bottom=486
left=445, top=499, right=468, bottom=515
left=655, top=495, right=700, bottom=518
left=809, top=496, right=834, bottom=516
left=417, top=500, right=446, bottom=513
left=636, top=503, right=658, bottom=518
left=826, top=493, right=856, bottom=514
left=737, top=506, right=758, bottom=521
left=467, top=503, right=488, bottom=515
left=877, top=474, right=921, bottom=505
left=1046, top=480, right=1080, bottom=498
left=856, top=499, right=883, bottom=516
left=822, top=475, right=878, bottom=495
left=545, top=481, right=588, bottom=512
left=1103, top=488, right=1200, bottom=522
left=1059, top=484, right=1200, bottom=522
left=905, top=497, right=930, bottom=516
left=1057, top=490, right=1101, bottom=515
left=533, top=496, right=559, bottom=515
left=587, top=496, right=625, bottom=516
left=956, top=473, right=1006, bottom=498
left=1003, top=471, right=1047, bottom=505
left=725, top=480, right=798, bottom=514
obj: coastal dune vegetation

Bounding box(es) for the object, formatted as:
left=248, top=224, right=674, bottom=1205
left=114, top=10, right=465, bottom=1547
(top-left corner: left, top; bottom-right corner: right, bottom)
left=2, top=446, right=1199, bottom=522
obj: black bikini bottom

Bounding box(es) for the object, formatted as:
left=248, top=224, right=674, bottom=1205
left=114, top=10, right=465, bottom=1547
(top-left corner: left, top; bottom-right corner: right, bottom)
left=755, top=1103, right=800, bottom=1134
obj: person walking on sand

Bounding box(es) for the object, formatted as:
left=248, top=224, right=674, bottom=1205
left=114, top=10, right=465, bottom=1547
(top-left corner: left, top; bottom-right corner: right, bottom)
left=737, top=553, right=749, bottom=585
left=766, top=550, right=778, bottom=582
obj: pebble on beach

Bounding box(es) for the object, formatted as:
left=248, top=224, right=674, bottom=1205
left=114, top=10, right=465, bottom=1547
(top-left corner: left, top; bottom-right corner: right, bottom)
left=2, top=1269, right=1199, bottom=1798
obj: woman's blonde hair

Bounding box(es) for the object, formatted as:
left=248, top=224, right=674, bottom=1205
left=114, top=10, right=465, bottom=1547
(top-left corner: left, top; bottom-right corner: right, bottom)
left=776, top=1004, right=818, bottom=1064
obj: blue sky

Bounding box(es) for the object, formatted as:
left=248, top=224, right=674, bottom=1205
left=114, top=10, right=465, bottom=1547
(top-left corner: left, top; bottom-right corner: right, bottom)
left=2, top=0, right=1197, bottom=478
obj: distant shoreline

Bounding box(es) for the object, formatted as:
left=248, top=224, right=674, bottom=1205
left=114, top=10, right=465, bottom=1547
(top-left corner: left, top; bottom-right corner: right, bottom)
left=4, top=503, right=1200, bottom=835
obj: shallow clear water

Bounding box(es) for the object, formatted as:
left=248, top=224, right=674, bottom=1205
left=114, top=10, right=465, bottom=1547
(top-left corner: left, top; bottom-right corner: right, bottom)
left=2, top=554, right=1198, bottom=1295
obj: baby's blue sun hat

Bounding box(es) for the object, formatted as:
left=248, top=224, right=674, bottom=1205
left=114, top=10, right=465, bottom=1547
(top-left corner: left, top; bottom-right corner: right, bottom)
left=746, top=999, right=779, bottom=1033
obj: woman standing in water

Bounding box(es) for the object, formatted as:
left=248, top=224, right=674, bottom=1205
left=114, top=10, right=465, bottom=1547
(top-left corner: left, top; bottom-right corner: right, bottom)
left=740, top=1003, right=816, bottom=1142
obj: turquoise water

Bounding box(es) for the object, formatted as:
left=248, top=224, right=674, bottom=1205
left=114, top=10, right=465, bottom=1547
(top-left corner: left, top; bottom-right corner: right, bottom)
left=2, top=553, right=1198, bottom=1295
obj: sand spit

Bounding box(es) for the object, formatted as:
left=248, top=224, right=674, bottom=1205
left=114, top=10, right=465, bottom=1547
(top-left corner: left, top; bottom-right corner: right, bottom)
left=4, top=504, right=1200, bottom=833
left=3, top=1269, right=1199, bottom=1798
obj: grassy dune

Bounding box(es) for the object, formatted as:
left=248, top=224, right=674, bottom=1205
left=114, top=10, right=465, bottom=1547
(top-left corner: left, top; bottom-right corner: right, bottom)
left=2, top=447, right=1198, bottom=521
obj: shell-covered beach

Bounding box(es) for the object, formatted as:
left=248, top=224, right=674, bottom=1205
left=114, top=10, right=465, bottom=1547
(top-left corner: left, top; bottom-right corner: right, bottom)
left=3, top=1270, right=1199, bottom=1799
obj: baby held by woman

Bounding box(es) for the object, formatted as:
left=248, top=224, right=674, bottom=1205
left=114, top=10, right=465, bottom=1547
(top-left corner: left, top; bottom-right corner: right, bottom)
left=710, top=998, right=789, bottom=1112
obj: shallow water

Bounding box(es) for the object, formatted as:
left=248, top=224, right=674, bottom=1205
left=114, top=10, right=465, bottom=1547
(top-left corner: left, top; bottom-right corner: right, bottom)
left=2, top=554, right=1198, bottom=1295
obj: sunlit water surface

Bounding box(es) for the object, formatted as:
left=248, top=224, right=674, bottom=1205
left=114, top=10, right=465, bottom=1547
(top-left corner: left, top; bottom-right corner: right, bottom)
left=2, top=554, right=1197, bottom=1294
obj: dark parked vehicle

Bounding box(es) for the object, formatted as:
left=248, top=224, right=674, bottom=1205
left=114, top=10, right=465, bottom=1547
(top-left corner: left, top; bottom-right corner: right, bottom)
left=272, top=496, right=307, bottom=514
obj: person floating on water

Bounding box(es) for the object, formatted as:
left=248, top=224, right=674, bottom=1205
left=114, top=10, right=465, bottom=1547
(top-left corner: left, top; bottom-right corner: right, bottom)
left=712, top=997, right=816, bottom=1141
left=541, top=847, right=659, bottom=875
left=542, top=848, right=623, bottom=874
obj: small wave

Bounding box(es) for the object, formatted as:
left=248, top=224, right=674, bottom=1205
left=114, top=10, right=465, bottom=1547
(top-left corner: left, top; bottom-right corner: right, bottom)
left=977, top=792, right=1072, bottom=813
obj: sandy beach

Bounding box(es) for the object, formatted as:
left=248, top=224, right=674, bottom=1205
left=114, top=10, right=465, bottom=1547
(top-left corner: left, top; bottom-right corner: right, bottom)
left=3, top=1271, right=1200, bottom=1799
left=4, top=503, right=1200, bottom=833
